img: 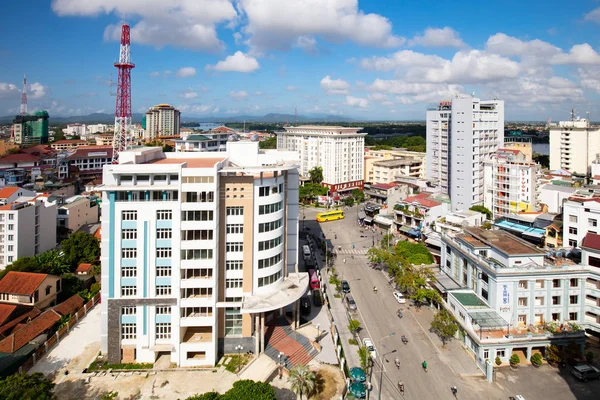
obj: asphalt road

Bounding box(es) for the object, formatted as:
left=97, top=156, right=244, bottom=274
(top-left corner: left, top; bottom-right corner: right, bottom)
left=302, top=204, right=507, bottom=400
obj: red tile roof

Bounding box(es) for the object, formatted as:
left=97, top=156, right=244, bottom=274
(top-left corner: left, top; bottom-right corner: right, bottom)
left=0, top=308, right=41, bottom=338
left=0, top=304, right=17, bottom=325
left=211, top=126, right=235, bottom=133
left=0, top=310, right=61, bottom=353
left=582, top=233, right=600, bottom=251
left=76, top=263, right=93, bottom=273
left=0, top=272, right=49, bottom=296
left=53, top=294, right=84, bottom=317
left=0, top=187, right=21, bottom=199
left=66, top=146, right=113, bottom=161
left=94, top=227, right=102, bottom=240
left=0, top=153, right=39, bottom=164
left=402, top=193, right=441, bottom=208
left=20, top=145, right=54, bottom=155
left=52, top=140, right=86, bottom=145
left=371, top=183, right=398, bottom=190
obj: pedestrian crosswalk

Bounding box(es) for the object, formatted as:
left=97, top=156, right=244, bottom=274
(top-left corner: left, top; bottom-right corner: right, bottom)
left=336, top=248, right=369, bottom=255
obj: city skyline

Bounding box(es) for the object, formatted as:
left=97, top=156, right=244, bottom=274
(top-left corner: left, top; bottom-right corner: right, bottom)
left=1, top=1, right=600, bottom=120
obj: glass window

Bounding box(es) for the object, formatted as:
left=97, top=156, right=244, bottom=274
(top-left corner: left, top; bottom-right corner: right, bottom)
left=225, top=308, right=242, bottom=336
left=155, top=323, right=171, bottom=339
left=121, top=323, right=136, bottom=340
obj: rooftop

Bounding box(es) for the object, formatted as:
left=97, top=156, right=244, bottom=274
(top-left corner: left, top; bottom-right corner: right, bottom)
left=52, top=140, right=86, bottom=145
left=0, top=187, right=20, bottom=198
left=401, top=193, right=442, bottom=208
left=241, top=273, right=308, bottom=313
left=145, top=157, right=226, bottom=168
left=75, top=263, right=93, bottom=273
left=582, top=232, right=600, bottom=251
left=0, top=304, right=17, bottom=325
left=373, top=158, right=419, bottom=167
left=66, top=146, right=113, bottom=160
left=0, top=272, right=50, bottom=296
left=0, top=153, right=39, bottom=164
left=463, top=227, right=545, bottom=256
left=452, top=292, right=489, bottom=308
left=53, top=294, right=84, bottom=317
left=0, top=310, right=61, bottom=353
left=371, top=182, right=397, bottom=190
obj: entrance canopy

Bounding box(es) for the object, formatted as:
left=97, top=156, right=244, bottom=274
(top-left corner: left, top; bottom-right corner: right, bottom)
left=469, top=311, right=509, bottom=329
left=241, top=273, right=309, bottom=314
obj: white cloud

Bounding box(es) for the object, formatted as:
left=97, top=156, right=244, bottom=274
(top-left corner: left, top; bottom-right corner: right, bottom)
left=0, top=82, right=18, bottom=96
left=206, top=51, right=260, bottom=73
left=367, top=93, right=388, bottom=102
left=578, top=67, right=600, bottom=93
left=181, top=88, right=198, bottom=99
left=550, top=44, right=600, bottom=65
left=178, top=104, right=217, bottom=114
left=484, top=76, right=585, bottom=105
left=360, top=50, right=444, bottom=71
left=286, top=86, right=297, bottom=91
left=409, top=27, right=465, bottom=48
left=237, top=0, right=404, bottom=53
left=344, top=95, right=368, bottom=108
left=29, top=82, right=47, bottom=98
left=294, top=36, right=317, bottom=53
left=247, top=104, right=261, bottom=111
left=255, top=91, right=264, bottom=96
left=485, top=33, right=560, bottom=57
left=176, top=67, right=197, bottom=78
left=148, top=71, right=160, bottom=78
left=225, top=109, right=240, bottom=114
left=229, top=90, right=249, bottom=100
left=320, top=76, right=350, bottom=95
left=584, top=7, right=600, bottom=23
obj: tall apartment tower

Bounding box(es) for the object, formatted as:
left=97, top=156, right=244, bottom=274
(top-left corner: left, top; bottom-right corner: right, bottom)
left=549, top=118, right=600, bottom=175
left=426, top=95, right=504, bottom=212
left=144, top=104, right=181, bottom=140
left=100, top=139, right=308, bottom=367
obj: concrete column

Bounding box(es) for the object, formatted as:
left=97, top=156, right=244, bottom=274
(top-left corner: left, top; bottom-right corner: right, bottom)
left=255, top=314, right=260, bottom=355
left=526, top=347, right=532, bottom=362
left=260, top=312, right=265, bottom=353
left=295, top=300, right=300, bottom=330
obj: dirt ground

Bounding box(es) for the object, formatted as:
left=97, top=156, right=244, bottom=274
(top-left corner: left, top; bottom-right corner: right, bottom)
left=269, top=363, right=345, bottom=400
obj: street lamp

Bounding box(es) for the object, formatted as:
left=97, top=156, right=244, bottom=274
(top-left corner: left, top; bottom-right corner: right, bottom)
left=235, top=345, right=244, bottom=375
left=315, top=324, right=321, bottom=343
left=377, top=332, right=396, bottom=400
left=383, top=348, right=397, bottom=363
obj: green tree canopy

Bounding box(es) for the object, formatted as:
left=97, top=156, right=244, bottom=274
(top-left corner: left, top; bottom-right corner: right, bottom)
left=299, top=182, right=328, bottom=201
left=469, top=205, right=492, bottom=220
left=288, top=365, right=316, bottom=400
left=259, top=136, right=276, bottom=149
left=186, top=380, right=275, bottom=400
left=344, top=197, right=355, bottom=207
left=60, top=232, right=100, bottom=270
left=351, top=189, right=365, bottom=203
left=308, top=166, right=324, bottom=184
left=0, top=373, right=55, bottom=400
left=0, top=256, right=42, bottom=279
left=430, top=309, right=458, bottom=347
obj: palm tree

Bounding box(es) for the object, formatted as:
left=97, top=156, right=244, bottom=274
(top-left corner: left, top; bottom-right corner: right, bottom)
left=288, top=364, right=316, bottom=400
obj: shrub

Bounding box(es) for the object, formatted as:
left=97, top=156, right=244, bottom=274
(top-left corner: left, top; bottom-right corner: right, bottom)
left=586, top=351, right=595, bottom=363
left=530, top=353, right=543, bottom=367
left=509, top=354, right=520, bottom=366
left=495, top=356, right=502, bottom=366
left=348, top=338, right=358, bottom=346
left=545, top=345, right=561, bottom=364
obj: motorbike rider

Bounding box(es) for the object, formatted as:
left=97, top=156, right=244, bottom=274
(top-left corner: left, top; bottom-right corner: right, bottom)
left=422, top=360, right=428, bottom=370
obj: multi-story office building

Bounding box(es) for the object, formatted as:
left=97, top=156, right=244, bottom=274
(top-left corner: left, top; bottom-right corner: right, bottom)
left=426, top=96, right=504, bottom=212
left=100, top=139, right=308, bottom=367
left=549, top=118, right=600, bottom=175
left=144, top=104, right=181, bottom=140
left=364, top=147, right=426, bottom=183
left=12, top=111, right=50, bottom=145
left=440, top=227, right=600, bottom=371
left=562, top=196, right=600, bottom=248
left=277, top=125, right=365, bottom=194
left=484, top=147, right=540, bottom=219
left=174, top=126, right=235, bottom=153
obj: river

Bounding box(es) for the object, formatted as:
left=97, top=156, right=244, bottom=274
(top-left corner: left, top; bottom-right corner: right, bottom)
left=532, top=143, right=549, bottom=155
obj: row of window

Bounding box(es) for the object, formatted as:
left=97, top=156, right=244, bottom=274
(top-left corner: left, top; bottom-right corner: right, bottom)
left=182, top=210, right=214, bottom=221
left=258, top=270, right=282, bottom=287
left=226, top=260, right=243, bottom=270
left=258, top=218, right=282, bottom=233
left=258, top=184, right=284, bottom=197
left=226, top=224, right=244, bottom=234
left=258, top=252, right=282, bottom=269
left=121, top=306, right=170, bottom=315
left=226, top=278, right=243, bottom=289
left=115, top=191, right=179, bottom=202
left=258, top=235, right=283, bottom=251
left=120, top=174, right=178, bottom=183
left=226, top=206, right=244, bottom=216
left=184, top=191, right=214, bottom=203
left=259, top=201, right=283, bottom=215
left=226, top=242, right=244, bottom=252
left=518, top=278, right=580, bottom=289
left=121, top=285, right=172, bottom=297
left=182, top=230, right=213, bottom=241
left=182, top=176, right=214, bottom=184
left=122, top=210, right=173, bottom=221
left=121, top=323, right=171, bottom=340
left=518, top=295, right=580, bottom=306
left=181, top=249, right=213, bottom=260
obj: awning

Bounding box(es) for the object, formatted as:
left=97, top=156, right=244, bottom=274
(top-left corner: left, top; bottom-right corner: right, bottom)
left=408, top=228, right=421, bottom=237
left=522, top=231, right=544, bottom=239
left=358, top=211, right=366, bottom=219
left=399, top=225, right=411, bottom=233
left=425, top=237, right=442, bottom=248
left=374, top=215, right=393, bottom=226
left=363, top=217, right=373, bottom=224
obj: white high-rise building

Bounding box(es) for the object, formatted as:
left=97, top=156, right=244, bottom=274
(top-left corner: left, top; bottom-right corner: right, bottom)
left=277, top=125, right=365, bottom=194
left=426, top=95, right=504, bottom=212
left=144, top=104, right=181, bottom=140
left=100, top=140, right=308, bottom=367
left=549, top=118, right=600, bottom=175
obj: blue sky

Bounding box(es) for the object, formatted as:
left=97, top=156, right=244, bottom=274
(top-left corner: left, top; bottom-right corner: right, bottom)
left=1, top=0, right=600, bottom=121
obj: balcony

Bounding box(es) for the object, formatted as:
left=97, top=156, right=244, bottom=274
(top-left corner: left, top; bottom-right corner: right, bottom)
left=180, top=314, right=214, bottom=327
left=182, top=327, right=213, bottom=343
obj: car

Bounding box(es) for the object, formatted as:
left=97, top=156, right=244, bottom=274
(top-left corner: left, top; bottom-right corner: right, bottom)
left=393, top=291, right=406, bottom=304
left=300, top=296, right=312, bottom=315
left=313, top=290, right=323, bottom=306
left=571, top=364, right=600, bottom=381
left=362, top=337, right=377, bottom=360
left=341, top=280, right=351, bottom=293
left=345, top=295, right=357, bottom=310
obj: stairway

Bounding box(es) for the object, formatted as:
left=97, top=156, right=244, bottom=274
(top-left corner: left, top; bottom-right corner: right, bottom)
left=264, top=317, right=319, bottom=369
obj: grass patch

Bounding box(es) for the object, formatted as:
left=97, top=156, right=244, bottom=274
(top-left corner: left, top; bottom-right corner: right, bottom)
left=348, top=338, right=358, bottom=346
left=88, top=360, right=153, bottom=371
left=333, top=294, right=341, bottom=298
left=224, top=354, right=249, bottom=373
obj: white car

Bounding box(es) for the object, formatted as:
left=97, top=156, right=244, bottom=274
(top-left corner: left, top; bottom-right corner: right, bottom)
left=393, top=291, right=406, bottom=304
left=363, top=337, right=377, bottom=360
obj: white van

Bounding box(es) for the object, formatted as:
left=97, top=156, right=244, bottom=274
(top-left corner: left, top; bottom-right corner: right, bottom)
left=393, top=291, right=406, bottom=304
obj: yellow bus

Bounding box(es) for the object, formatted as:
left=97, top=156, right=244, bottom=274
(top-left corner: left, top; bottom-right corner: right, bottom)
left=317, top=210, right=344, bottom=222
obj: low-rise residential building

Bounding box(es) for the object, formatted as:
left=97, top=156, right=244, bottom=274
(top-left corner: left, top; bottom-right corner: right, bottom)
left=364, top=183, right=401, bottom=206
left=0, top=272, right=61, bottom=309
left=59, top=146, right=113, bottom=179
left=57, top=196, right=99, bottom=233
left=371, top=158, right=423, bottom=184
left=562, top=197, right=600, bottom=249
left=0, top=153, right=39, bottom=170
left=435, top=210, right=486, bottom=234
left=0, top=187, right=36, bottom=206
left=174, top=126, right=236, bottom=152
left=394, top=193, right=450, bottom=237
left=95, top=134, right=115, bottom=146
left=51, top=140, right=87, bottom=151
left=364, top=147, right=426, bottom=184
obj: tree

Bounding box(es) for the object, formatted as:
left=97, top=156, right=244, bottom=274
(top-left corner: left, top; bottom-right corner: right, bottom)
left=380, top=234, right=394, bottom=249
left=259, top=136, right=276, bottom=149
left=0, top=373, right=55, bottom=400
left=100, top=391, right=119, bottom=400
left=60, top=232, right=100, bottom=270
left=222, top=380, right=276, bottom=400
left=35, top=249, right=70, bottom=276
left=545, top=345, right=561, bottom=364
left=411, top=288, right=441, bottom=308
left=430, top=309, right=458, bottom=347
left=308, top=166, right=324, bottom=184
left=0, top=256, right=42, bottom=279
left=357, top=346, right=369, bottom=370
left=287, top=364, right=316, bottom=400
left=348, top=319, right=361, bottom=334
left=469, top=205, right=492, bottom=220
left=186, top=392, right=221, bottom=400
left=530, top=353, right=543, bottom=367
left=299, top=182, right=328, bottom=202
left=351, top=189, right=365, bottom=203
left=509, top=354, right=520, bottom=367
left=343, top=197, right=355, bottom=207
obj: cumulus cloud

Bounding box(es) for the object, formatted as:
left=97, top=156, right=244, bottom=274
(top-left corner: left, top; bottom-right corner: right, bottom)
left=584, top=7, right=600, bottom=23
left=320, top=76, right=350, bottom=94
left=148, top=71, right=161, bottom=77
left=344, top=95, right=368, bottom=108
left=485, top=33, right=560, bottom=57
left=409, top=27, right=465, bottom=48
left=176, top=67, right=197, bottom=78
left=550, top=44, right=600, bottom=65
left=178, top=104, right=218, bottom=114
left=578, top=67, right=600, bottom=93
left=229, top=90, right=249, bottom=100
left=206, top=51, right=260, bottom=73
left=360, top=50, right=444, bottom=71
left=286, top=86, right=297, bottom=91
left=181, top=88, right=198, bottom=99
left=0, top=83, right=18, bottom=96
left=29, top=82, right=47, bottom=98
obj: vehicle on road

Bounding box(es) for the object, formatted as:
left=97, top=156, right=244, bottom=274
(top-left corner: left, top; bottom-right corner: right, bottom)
left=571, top=364, right=600, bottom=381
left=341, top=280, right=351, bottom=293
left=317, top=210, right=344, bottom=222
left=363, top=337, right=377, bottom=360
left=308, top=269, right=320, bottom=290
left=346, top=295, right=357, bottom=310
left=312, top=289, right=323, bottom=306
left=393, top=291, right=406, bottom=304
left=300, top=296, right=311, bottom=315
left=303, top=245, right=312, bottom=260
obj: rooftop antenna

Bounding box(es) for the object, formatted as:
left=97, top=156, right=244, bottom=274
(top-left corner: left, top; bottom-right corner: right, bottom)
left=571, top=108, right=575, bottom=121
left=112, top=23, right=135, bottom=164
left=20, top=74, right=27, bottom=115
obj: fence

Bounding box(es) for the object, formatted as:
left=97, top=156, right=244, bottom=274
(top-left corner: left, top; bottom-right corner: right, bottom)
left=17, top=293, right=101, bottom=374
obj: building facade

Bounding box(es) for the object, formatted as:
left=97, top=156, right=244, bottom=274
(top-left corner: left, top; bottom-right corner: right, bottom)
left=277, top=126, right=365, bottom=194
left=562, top=197, right=600, bottom=249
left=100, top=141, right=308, bottom=367
left=174, top=126, right=235, bottom=153
left=364, top=148, right=426, bottom=183
left=12, top=111, right=50, bottom=145
left=426, top=96, right=505, bottom=212
left=0, top=271, right=61, bottom=309
left=371, top=158, right=423, bottom=184
left=549, top=119, right=600, bottom=175
left=144, top=104, right=181, bottom=140
left=57, top=196, right=100, bottom=232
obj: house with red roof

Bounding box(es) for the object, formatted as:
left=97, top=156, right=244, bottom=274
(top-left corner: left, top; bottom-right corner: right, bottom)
left=394, top=193, right=450, bottom=236
left=0, top=153, right=40, bottom=170
left=0, top=309, right=61, bottom=354
left=0, top=187, right=36, bottom=205
left=0, top=272, right=61, bottom=310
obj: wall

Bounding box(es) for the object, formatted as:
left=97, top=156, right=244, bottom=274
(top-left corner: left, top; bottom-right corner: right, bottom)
left=63, top=199, right=99, bottom=232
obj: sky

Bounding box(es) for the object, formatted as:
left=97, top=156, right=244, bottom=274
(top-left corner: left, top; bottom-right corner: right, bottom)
left=2, top=1, right=600, bottom=121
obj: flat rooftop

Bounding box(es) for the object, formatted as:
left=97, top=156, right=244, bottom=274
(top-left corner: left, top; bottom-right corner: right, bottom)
left=373, top=158, right=419, bottom=167
left=452, top=292, right=489, bottom=308
left=145, top=157, right=226, bottom=168
left=464, top=227, right=544, bottom=255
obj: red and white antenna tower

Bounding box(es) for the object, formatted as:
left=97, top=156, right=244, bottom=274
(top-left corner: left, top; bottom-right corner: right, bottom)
left=20, top=74, right=27, bottom=115
left=112, top=24, right=135, bottom=164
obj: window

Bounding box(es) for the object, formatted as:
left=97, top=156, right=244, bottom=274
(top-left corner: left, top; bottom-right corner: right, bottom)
left=156, top=306, right=170, bottom=315
left=518, top=297, right=528, bottom=307
left=259, top=201, right=283, bottom=215
left=8, top=214, right=13, bottom=220
left=226, top=297, right=243, bottom=303
left=569, top=312, right=578, bottom=321
left=182, top=176, right=214, bottom=184
left=518, top=315, right=527, bottom=325
left=45, top=285, right=51, bottom=295
left=552, top=296, right=561, bottom=305
left=182, top=269, right=212, bottom=279
left=483, top=349, right=489, bottom=360
left=226, top=242, right=244, bottom=252
left=226, top=206, right=244, bottom=216
left=569, top=215, right=578, bottom=223
left=156, top=248, right=172, bottom=258
left=552, top=279, right=561, bottom=288
left=122, top=267, right=136, bottom=277
left=535, top=280, right=545, bottom=289
left=121, top=323, right=136, bottom=340
left=518, top=280, right=528, bottom=289
left=258, top=270, right=282, bottom=287
left=181, top=307, right=212, bottom=318
left=569, top=295, right=578, bottom=304
left=155, top=323, right=171, bottom=339
left=182, top=230, right=213, bottom=241
left=156, top=266, right=171, bottom=277
left=181, top=210, right=214, bottom=221
left=569, top=239, right=578, bottom=247
left=122, top=306, right=136, bottom=315
left=258, top=235, right=283, bottom=251
left=156, top=285, right=172, bottom=296
left=496, top=349, right=506, bottom=358
left=183, top=288, right=212, bottom=298
left=589, top=218, right=598, bottom=227
left=122, top=229, right=137, bottom=240
left=7, top=245, right=13, bottom=252
left=552, top=313, right=560, bottom=321
left=7, top=224, right=13, bottom=231
left=156, top=229, right=172, bottom=239
left=184, top=191, right=214, bottom=203
left=122, top=211, right=137, bottom=221
left=122, top=249, right=137, bottom=259
left=226, top=260, right=243, bottom=270
left=226, top=279, right=243, bottom=289
left=157, top=210, right=172, bottom=220
left=259, top=187, right=270, bottom=197
left=181, top=249, right=213, bottom=260
left=121, top=286, right=137, bottom=297
left=570, top=278, right=579, bottom=287
left=226, top=224, right=244, bottom=234
left=7, top=235, right=13, bottom=241
left=258, top=219, right=283, bottom=233
left=590, top=256, right=600, bottom=268
left=569, top=227, right=578, bottom=235
left=258, top=252, right=283, bottom=269
left=225, top=308, right=242, bottom=336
